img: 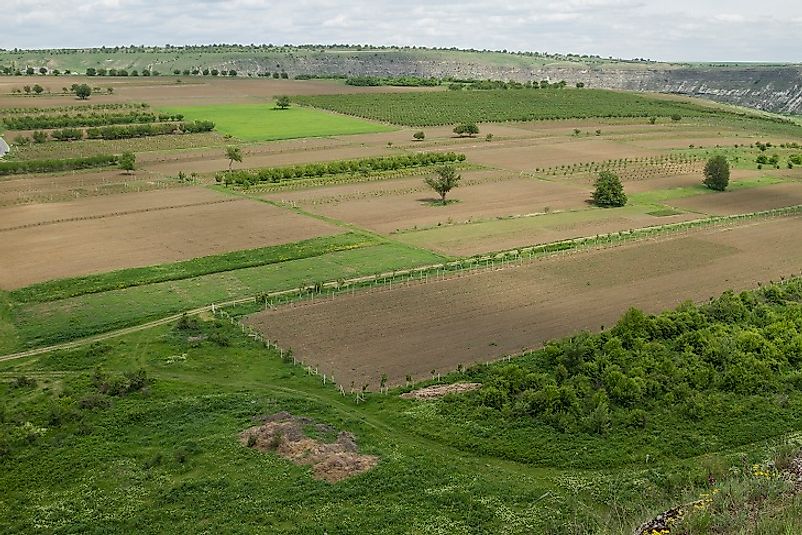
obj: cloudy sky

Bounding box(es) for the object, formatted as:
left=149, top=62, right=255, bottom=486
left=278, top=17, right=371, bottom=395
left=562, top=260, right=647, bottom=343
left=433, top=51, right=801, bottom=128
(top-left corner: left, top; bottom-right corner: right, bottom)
left=4, top=0, right=802, bottom=62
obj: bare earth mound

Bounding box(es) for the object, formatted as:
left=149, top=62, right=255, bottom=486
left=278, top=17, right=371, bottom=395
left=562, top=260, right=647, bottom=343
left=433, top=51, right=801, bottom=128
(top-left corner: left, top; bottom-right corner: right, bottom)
left=239, top=412, right=378, bottom=483
left=400, top=383, right=482, bottom=400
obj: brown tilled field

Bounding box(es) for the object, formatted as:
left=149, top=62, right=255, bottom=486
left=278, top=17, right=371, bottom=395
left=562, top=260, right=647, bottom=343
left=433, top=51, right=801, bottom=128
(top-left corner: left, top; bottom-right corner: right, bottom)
left=669, top=181, right=802, bottom=215
left=0, top=76, right=442, bottom=108
left=244, top=216, right=802, bottom=387
left=264, top=171, right=592, bottom=234
left=462, top=138, right=660, bottom=171
left=0, top=187, right=340, bottom=288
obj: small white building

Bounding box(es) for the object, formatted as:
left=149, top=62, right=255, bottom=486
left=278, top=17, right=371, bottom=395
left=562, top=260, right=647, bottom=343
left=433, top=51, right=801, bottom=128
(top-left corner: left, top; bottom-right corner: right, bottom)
left=0, top=137, right=9, bottom=158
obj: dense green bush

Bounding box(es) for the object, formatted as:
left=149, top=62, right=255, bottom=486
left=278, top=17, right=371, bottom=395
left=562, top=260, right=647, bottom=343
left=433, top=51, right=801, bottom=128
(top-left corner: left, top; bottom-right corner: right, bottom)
left=217, top=152, right=466, bottom=186
left=0, top=155, right=118, bottom=176
left=2, top=112, right=185, bottom=130
left=703, top=155, right=731, bottom=191
left=458, top=280, right=802, bottom=438
left=592, top=170, right=627, bottom=207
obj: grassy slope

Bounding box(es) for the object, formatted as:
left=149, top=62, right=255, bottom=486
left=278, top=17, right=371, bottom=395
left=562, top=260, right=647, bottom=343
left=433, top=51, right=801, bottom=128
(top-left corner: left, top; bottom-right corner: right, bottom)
left=0, top=303, right=795, bottom=533
left=161, top=104, right=395, bottom=141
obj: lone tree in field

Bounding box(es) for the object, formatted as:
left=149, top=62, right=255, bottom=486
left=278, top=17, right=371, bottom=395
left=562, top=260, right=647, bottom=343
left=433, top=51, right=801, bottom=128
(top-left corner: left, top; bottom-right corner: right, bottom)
left=73, top=83, right=92, bottom=100
left=413, top=131, right=425, bottom=141
left=225, top=146, right=243, bottom=170
left=703, top=155, right=730, bottom=191
left=453, top=123, right=479, bottom=137
left=119, top=152, right=136, bottom=174
left=275, top=95, right=291, bottom=109
left=592, top=171, right=627, bottom=207
left=425, top=165, right=461, bottom=205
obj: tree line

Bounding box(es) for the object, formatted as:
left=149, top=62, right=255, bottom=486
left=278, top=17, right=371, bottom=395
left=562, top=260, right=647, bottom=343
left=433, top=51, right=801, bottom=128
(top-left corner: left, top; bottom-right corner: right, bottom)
left=0, top=155, right=118, bottom=176
left=26, top=121, right=215, bottom=143
left=3, top=112, right=185, bottom=130
left=217, top=152, right=466, bottom=186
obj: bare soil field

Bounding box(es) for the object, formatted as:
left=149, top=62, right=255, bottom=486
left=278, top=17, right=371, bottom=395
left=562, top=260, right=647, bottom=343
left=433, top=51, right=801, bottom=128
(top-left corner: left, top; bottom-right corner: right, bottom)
left=0, top=76, right=441, bottom=108
left=669, top=182, right=802, bottom=215
left=265, top=171, right=591, bottom=234
left=245, top=216, right=802, bottom=387
left=0, top=187, right=339, bottom=288
left=0, top=169, right=177, bottom=206
left=462, top=138, right=660, bottom=171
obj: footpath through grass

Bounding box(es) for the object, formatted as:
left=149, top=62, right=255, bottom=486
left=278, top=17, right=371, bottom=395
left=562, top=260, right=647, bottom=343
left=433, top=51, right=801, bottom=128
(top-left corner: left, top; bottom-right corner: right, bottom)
left=162, top=103, right=395, bottom=141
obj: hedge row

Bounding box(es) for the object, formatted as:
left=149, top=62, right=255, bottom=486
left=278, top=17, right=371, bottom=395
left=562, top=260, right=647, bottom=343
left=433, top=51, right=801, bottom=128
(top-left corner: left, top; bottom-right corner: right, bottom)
left=0, top=155, right=118, bottom=176
left=217, top=152, right=466, bottom=185
left=3, top=112, right=185, bottom=130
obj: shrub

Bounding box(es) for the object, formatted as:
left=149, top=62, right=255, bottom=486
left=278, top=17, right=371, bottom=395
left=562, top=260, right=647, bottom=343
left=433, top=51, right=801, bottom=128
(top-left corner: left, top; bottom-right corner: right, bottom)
left=453, top=123, right=479, bottom=137
left=413, top=131, right=425, bottom=141
left=592, top=171, right=627, bottom=207
left=703, top=155, right=730, bottom=191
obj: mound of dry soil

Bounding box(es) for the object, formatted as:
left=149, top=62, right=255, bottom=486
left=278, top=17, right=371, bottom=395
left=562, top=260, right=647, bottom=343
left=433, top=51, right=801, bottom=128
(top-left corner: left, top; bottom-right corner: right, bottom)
left=400, top=382, right=482, bottom=400
left=240, top=411, right=378, bottom=483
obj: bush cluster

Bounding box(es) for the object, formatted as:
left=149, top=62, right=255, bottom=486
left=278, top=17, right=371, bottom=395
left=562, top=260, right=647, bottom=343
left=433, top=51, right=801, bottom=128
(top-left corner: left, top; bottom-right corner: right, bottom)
left=466, top=280, right=802, bottom=435
left=2, top=112, right=184, bottom=130
left=217, top=152, right=466, bottom=186
left=0, top=155, right=118, bottom=176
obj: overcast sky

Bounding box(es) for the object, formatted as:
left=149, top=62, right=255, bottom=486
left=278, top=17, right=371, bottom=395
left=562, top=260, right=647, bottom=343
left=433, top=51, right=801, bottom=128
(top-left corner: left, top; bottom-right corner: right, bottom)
left=4, top=0, right=802, bottom=62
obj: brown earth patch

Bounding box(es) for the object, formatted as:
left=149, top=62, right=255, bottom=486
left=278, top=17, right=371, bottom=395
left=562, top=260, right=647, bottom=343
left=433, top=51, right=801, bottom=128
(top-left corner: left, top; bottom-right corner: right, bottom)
left=400, top=383, right=482, bottom=400
left=462, top=138, right=660, bottom=172
left=669, top=182, right=802, bottom=215
left=245, top=216, right=802, bottom=388
left=239, top=412, right=378, bottom=483
left=267, top=171, right=590, bottom=234
left=0, top=187, right=339, bottom=288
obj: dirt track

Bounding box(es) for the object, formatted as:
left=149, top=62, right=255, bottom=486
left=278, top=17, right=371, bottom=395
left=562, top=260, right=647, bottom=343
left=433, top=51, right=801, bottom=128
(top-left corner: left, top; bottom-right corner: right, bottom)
left=245, top=216, right=802, bottom=387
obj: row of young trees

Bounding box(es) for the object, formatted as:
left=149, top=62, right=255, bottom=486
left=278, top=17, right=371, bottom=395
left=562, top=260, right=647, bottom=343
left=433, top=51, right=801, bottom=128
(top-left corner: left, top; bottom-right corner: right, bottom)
left=217, top=152, right=466, bottom=186
left=3, top=112, right=185, bottom=130
left=26, top=121, right=215, bottom=143
left=0, top=155, right=118, bottom=176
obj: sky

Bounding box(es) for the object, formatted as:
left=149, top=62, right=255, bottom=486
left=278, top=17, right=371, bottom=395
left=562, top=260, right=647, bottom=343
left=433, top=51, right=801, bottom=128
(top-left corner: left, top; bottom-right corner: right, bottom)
left=4, top=0, right=802, bottom=63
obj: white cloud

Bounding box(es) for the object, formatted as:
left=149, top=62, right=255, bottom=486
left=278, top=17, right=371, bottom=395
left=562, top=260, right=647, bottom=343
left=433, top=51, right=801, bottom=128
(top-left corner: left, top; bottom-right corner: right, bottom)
left=1, top=0, right=801, bottom=62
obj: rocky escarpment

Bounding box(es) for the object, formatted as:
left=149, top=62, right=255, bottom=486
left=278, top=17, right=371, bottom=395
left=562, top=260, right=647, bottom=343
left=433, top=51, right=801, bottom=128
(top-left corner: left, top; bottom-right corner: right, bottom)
left=221, top=53, right=802, bottom=115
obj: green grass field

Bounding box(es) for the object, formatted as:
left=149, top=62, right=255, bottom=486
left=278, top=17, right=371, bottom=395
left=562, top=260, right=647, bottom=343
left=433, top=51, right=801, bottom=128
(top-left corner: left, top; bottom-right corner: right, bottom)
left=162, top=103, right=395, bottom=141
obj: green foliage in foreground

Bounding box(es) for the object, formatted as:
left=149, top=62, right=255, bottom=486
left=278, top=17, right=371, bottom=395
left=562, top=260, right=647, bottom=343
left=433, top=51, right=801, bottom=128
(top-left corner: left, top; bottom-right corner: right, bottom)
left=295, top=88, right=747, bottom=127
left=1, top=301, right=798, bottom=533
left=400, top=279, right=802, bottom=468
left=217, top=152, right=466, bottom=187
left=11, top=233, right=378, bottom=304
left=0, top=154, right=118, bottom=176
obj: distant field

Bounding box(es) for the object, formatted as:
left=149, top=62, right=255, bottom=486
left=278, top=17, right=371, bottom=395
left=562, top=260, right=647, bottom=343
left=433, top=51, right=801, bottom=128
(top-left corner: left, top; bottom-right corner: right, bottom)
left=295, top=88, right=733, bottom=126
left=162, top=104, right=395, bottom=141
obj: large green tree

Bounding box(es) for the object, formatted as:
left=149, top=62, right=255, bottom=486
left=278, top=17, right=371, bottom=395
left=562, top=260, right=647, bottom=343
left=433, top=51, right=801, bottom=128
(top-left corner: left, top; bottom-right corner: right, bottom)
left=425, top=165, right=461, bottom=204
left=73, top=84, right=92, bottom=100
left=592, top=171, right=627, bottom=207
left=703, top=155, right=730, bottom=191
